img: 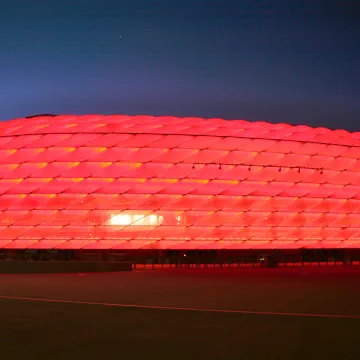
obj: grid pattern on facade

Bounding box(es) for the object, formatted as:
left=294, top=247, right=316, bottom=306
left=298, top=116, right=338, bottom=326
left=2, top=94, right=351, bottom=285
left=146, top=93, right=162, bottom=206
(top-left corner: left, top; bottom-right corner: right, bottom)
left=0, top=114, right=359, bottom=250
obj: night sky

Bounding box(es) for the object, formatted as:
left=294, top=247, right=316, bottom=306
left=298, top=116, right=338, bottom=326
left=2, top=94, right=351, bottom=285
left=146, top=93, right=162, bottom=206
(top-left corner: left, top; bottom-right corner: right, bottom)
left=1, top=0, right=359, bottom=130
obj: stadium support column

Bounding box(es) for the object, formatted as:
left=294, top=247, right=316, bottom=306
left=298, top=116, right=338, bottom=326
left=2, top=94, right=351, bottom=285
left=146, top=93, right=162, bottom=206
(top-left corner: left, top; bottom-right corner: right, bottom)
left=101, top=250, right=109, bottom=262
left=343, top=249, right=352, bottom=266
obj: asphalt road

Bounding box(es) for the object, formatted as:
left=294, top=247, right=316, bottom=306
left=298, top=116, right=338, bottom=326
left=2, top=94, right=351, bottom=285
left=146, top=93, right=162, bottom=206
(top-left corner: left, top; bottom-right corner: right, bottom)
left=1, top=267, right=360, bottom=360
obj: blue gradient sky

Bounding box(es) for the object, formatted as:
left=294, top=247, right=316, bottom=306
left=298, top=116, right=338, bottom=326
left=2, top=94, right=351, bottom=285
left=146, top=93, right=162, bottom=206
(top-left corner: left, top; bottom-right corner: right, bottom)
left=1, top=0, right=359, bottom=130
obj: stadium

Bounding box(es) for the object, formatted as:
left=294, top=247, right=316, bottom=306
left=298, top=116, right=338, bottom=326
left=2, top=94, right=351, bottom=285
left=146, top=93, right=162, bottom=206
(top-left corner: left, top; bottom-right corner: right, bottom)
left=1, top=114, right=360, bottom=264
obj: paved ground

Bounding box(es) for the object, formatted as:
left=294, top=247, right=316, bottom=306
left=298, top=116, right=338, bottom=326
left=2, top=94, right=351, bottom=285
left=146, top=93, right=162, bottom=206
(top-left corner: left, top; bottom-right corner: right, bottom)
left=1, top=267, right=360, bottom=360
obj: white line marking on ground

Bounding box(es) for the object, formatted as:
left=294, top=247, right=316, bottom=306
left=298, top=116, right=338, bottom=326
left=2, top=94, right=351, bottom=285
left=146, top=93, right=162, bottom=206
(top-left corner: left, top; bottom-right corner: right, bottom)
left=0, top=295, right=359, bottom=320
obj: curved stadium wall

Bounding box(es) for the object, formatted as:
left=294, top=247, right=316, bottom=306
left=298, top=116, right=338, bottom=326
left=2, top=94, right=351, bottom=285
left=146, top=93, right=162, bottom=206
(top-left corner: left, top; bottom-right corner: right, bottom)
left=0, top=114, right=360, bottom=250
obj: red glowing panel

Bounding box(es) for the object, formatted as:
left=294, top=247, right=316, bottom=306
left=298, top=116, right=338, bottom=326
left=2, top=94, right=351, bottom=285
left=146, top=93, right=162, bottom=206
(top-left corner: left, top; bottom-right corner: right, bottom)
left=0, top=114, right=360, bottom=249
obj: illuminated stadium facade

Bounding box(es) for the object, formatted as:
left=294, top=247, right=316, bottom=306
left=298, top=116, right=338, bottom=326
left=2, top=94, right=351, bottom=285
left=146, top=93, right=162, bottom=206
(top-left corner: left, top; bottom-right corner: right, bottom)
left=0, top=114, right=360, bottom=253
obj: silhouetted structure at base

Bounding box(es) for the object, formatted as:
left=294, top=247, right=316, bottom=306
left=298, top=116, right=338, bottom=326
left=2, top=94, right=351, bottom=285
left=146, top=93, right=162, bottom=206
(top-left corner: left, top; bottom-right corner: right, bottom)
left=0, top=259, right=132, bottom=274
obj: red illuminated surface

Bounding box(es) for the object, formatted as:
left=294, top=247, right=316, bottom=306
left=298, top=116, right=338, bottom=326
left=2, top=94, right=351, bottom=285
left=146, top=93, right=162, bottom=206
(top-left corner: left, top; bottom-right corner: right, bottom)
left=0, top=114, right=360, bottom=250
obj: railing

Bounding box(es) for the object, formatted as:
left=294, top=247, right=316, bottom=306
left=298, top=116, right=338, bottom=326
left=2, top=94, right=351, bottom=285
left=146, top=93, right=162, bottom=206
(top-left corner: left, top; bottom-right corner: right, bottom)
left=134, top=263, right=261, bottom=269
left=132, top=260, right=360, bottom=270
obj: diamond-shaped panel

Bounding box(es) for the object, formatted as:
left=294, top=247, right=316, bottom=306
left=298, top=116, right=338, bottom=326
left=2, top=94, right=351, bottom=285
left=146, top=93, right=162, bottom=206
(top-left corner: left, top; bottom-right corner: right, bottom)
left=0, top=114, right=360, bottom=249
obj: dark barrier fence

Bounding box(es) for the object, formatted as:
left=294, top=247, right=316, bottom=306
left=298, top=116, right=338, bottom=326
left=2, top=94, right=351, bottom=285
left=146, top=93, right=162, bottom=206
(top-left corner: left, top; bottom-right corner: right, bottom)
left=132, top=259, right=360, bottom=270
left=1, top=249, right=360, bottom=271
left=0, top=260, right=132, bottom=274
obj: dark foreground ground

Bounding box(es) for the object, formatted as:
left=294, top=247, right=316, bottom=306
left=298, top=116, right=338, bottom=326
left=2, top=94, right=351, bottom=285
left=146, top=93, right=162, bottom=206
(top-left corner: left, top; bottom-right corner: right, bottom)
left=1, top=267, right=360, bottom=360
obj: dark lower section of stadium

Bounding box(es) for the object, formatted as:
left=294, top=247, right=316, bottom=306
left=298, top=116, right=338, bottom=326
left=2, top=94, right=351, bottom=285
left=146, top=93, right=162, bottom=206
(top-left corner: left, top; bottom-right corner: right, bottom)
left=0, top=260, right=132, bottom=274
left=1, top=249, right=360, bottom=268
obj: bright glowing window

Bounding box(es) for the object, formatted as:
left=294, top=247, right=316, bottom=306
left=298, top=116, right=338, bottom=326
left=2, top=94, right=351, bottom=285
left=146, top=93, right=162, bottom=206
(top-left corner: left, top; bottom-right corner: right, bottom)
left=110, top=214, right=131, bottom=225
